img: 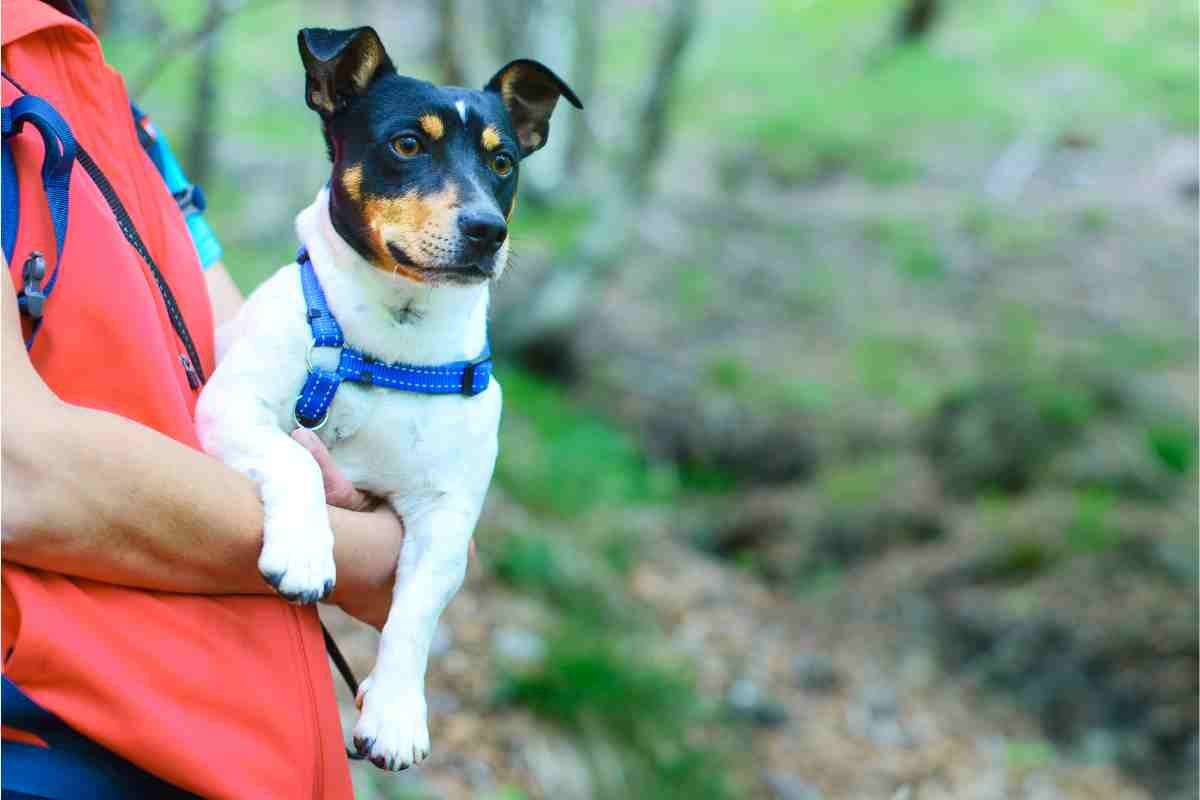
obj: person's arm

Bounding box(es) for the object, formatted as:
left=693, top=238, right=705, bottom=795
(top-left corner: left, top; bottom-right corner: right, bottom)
left=203, top=261, right=244, bottom=330
left=0, top=274, right=401, bottom=628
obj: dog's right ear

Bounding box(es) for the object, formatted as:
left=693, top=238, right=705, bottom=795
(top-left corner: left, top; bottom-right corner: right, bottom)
left=298, top=27, right=392, bottom=115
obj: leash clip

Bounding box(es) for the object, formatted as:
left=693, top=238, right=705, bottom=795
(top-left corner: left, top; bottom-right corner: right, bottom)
left=20, top=251, right=46, bottom=318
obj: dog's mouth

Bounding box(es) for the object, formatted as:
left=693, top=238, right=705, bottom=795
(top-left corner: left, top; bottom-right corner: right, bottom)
left=385, top=242, right=494, bottom=285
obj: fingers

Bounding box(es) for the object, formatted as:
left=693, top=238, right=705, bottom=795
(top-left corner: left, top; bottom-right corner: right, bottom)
left=292, top=428, right=373, bottom=511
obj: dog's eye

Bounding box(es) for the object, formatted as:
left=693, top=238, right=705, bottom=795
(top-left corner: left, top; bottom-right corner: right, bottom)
left=391, top=135, right=422, bottom=158
left=491, top=152, right=514, bottom=178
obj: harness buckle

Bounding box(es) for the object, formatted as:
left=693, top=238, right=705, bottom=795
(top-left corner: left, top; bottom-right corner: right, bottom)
left=20, top=251, right=46, bottom=318
left=461, top=354, right=492, bottom=397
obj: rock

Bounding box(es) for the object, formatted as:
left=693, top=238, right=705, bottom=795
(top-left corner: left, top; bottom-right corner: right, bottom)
left=764, top=772, right=824, bottom=800
left=491, top=627, right=546, bottom=666
left=727, top=678, right=790, bottom=728
left=792, top=653, right=842, bottom=693
left=518, top=730, right=593, bottom=800
left=846, top=685, right=911, bottom=747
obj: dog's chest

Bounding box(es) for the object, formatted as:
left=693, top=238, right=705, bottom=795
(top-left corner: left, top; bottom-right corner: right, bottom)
left=314, top=378, right=501, bottom=497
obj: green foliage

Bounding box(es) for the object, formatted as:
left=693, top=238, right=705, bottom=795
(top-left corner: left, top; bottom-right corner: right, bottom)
left=865, top=217, right=946, bottom=281
left=673, top=263, right=716, bottom=316
left=1147, top=422, right=1197, bottom=475
left=1064, top=489, right=1121, bottom=553
left=1006, top=738, right=1057, bottom=770
left=498, top=634, right=734, bottom=800
left=492, top=532, right=562, bottom=591
left=853, top=334, right=943, bottom=410
left=1076, top=207, right=1111, bottom=235
left=507, top=202, right=591, bottom=260
left=496, top=367, right=677, bottom=517
left=488, top=531, right=621, bottom=625
left=706, top=356, right=752, bottom=391
left=818, top=457, right=901, bottom=508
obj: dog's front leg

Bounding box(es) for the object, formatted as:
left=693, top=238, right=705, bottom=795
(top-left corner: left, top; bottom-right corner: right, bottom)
left=352, top=496, right=476, bottom=771
left=197, top=403, right=336, bottom=603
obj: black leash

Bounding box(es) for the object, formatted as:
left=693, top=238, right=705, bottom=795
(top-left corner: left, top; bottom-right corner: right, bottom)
left=320, top=622, right=367, bottom=760
left=320, top=621, right=359, bottom=696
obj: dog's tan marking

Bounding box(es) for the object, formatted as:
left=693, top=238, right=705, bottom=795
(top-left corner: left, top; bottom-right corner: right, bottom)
left=481, top=125, right=501, bottom=151
left=419, top=114, right=445, bottom=141
left=341, top=164, right=364, bottom=201
left=362, top=183, right=460, bottom=281
left=505, top=192, right=517, bottom=221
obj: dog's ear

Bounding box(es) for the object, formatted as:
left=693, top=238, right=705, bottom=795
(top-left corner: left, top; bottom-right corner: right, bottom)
left=298, top=27, right=392, bottom=115
left=484, top=60, right=583, bottom=157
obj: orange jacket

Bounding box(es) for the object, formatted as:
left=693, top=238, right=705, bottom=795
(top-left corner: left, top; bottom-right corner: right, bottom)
left=1, top=3, right=352, bottom=797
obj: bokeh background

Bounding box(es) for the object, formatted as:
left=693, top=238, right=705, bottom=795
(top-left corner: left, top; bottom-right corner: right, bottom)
left=100, top=0, right=1197, bottom=797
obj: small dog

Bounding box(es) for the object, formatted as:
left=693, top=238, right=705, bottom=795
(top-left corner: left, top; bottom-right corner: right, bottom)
left=195, top=26, right=580, bottom=771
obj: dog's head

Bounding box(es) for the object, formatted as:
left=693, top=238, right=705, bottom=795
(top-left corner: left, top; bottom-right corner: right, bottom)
left=298, top=26, right=582, bottom=286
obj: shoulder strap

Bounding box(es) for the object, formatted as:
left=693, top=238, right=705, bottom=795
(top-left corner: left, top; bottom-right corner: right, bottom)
left=2, top=72, right=207, bottom=385
left=2, top=87, right=77, bottom=346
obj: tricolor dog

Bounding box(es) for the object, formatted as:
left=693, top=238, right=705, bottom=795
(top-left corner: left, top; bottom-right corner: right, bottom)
left=195, top=26, right=580, bottom=771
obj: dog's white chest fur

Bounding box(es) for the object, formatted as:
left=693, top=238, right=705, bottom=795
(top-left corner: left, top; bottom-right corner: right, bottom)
left=196, top=188, right=500, bottom=770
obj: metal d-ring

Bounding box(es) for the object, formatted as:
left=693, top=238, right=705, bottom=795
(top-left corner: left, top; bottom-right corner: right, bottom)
left=293, top=402, right=329, bottom=431
left=295, top=340, right=336, bottom=431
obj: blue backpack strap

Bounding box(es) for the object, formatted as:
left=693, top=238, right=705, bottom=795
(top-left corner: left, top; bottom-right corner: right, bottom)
left=130, top=102, right=224, bottom=270
left=1, top=88, right=77, bottom=346
left=2, top=676, right=200, bottom=800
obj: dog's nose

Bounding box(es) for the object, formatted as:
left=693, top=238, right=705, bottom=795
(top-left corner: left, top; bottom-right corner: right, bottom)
left=458, top=211, right=507, bottom=255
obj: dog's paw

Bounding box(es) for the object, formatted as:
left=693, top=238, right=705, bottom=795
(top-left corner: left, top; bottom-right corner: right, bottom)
left=258, top=519, right=336, bottom=604
left=352, top=675, right=430, bottom=771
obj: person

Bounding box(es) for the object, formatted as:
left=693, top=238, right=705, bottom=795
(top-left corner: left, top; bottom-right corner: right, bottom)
left=1, top=1, right=406, bottom=796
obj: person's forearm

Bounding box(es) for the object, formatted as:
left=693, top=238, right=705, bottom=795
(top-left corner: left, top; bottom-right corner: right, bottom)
left=2, top=397, right=398, bottom=607
left=3, top=396, right=270, bottom=593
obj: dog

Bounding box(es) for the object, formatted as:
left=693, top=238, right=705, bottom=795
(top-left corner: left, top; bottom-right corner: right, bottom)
left=195, top=26, right=580, bottom=771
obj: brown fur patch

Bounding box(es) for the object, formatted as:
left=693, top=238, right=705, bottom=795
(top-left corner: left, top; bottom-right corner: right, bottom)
left=481, top=125, right=502, bottom=151
left=362, top=183, right=460, bottom=281
left=419, top=114, right=445, bottom=141
left=341, top=164, right=363, bottom=201
left=506, top=192, right=517, bottom=221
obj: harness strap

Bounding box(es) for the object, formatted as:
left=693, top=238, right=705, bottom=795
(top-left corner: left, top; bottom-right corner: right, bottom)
left=294, top=248, right=493, bottom=429
left=1, top=676, right=201, bottom=799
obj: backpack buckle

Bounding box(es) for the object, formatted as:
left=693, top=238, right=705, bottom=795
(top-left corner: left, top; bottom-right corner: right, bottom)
left=20, top=251, right=46, bottom=318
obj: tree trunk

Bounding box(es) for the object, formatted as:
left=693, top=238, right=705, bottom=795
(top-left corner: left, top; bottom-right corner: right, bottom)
left=895, top=0, right=940, bottom=42
left=434, top=0, right=466, bottom=86
left=186, top=0, right=224, bottom=190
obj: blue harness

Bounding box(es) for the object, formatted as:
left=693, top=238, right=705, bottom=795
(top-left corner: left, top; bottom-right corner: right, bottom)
left=293, top=248, right=493, bottom=429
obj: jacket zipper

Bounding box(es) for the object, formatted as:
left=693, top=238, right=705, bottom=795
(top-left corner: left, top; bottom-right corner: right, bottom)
left=74, top=145, right=207, bottom=388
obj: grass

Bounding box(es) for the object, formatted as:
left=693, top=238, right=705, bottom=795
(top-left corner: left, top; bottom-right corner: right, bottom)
left=864, top=217, right=946, bottom=281
left=1146, top=422, right=1197, bottom=475
left=672, top=0, right=1197, bottom=188
left=497, top=633, right=735, bottom=800
left=1064, top=489, right=1121, bottom=553
left=495, top=366, right=677, bottom=517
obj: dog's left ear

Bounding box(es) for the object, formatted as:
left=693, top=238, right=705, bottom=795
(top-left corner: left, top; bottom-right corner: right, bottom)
left=484, top=60, right=583, bottom=157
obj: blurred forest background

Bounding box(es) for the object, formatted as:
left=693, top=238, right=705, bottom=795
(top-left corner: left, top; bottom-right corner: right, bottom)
left=98, top=0, right=1197, bottom=797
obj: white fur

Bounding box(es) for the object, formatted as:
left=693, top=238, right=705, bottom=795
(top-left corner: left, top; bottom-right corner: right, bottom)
left=196, top=188, right=501, bottom=770
left=455, top=100, right=467, bottom=123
